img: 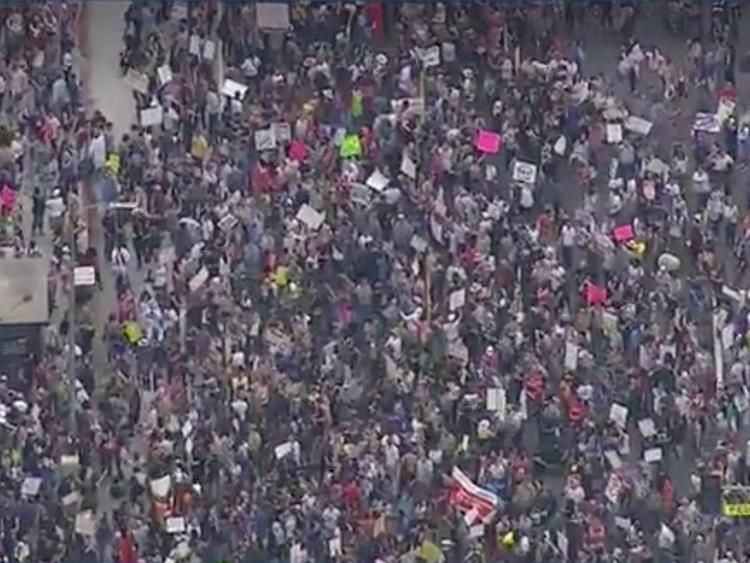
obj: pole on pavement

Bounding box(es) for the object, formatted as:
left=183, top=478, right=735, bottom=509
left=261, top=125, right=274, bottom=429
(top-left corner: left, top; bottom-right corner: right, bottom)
left=67, top=199, right=78, bottom=433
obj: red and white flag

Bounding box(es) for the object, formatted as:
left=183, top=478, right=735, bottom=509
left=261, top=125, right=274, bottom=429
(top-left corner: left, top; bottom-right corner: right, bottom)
left=448, top=467, right=499, bottom=525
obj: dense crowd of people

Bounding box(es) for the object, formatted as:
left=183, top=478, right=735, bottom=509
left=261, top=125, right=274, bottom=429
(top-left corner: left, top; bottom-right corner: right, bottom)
left=3, top=1, right=750, bottom=562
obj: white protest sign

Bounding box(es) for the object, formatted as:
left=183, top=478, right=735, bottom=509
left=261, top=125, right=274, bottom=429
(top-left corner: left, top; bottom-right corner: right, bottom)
left=401, top=153, right=417, bottom=179
left=554, top=136, right=566, bottom=155
left=296, top=204, right=325, bottom=230
left=218, top=214, right=238, bottom=232
left=644, top=447, right=662, bottom=463
left=189, top=34, right=201, bottom=56
left=73, top=266, right=96, bottom=287
left=21, top=477, right=42, bottom=497
left=221, top=79, right=248, bottom=99
left=449, top=289, right=466, bottom=311
left=604, top=450, right=622, bottom=470
left=157, top=65, right=173, bottom=86
left=275, top=442, right=293, bottom=459
left=418, top=45, right=441, bottom=68
left=693, top=112, right=721, bottom=133
left=624, top=115, right=653, bottom=135
left=60, top=454, right=80, bottom=469
left=254, top=128, right=277, bottom=151
left=150, top=475, right=172, bottom=497
left=564, top=342, right=578, bottom=371
left=166, top=516, right=186, bottom=534
left=469, top=524, right=485, bottom=539
left=123, top=69, right=149, bottom=95
left=722, top=323, right=735, bottom=352
left=257, top=3, right=291, bottom=30
left=605, top=473, right=623, bottom=504
left=140, top=105, right=164, bottom=128
left=441, top=42, right=456, bottom=63
left=62, top=491, right=81, bottom=507
left=637, top=418, right=656, bottom=438
left=512, top=161, right=538, bottom=184
left=171, top=2, right=188, bottom=20
left=717, top=98, right=736, bottom=124
left=606, top=123, right=623, bottom=144
left=272, top=122, right=291, bottom=143
left=189, top=267, right=209, bottom=293
left=203, top=40, right=216, bottom=61
left=486, top=388, right=506, bottom=421
left=609, top=403, right=628, bottom=428
left=75, top=510, right=97, bottom=536
left=366, top=170, right=390, bottom=192
left=410, top=235, right=427, bottom=253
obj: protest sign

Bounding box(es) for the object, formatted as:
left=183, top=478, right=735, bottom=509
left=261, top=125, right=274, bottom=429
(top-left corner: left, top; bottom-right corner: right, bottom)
left=257, top=3, right=291, bottom=30
left=512, top=161, right=537, bottom=184
left=140, top=106, right=164, bottom=127
left=624, top=115, right=653, bottom=135
left=475, top=130, right=501, bottom=154
left=123, top=69, right=149, bottom=94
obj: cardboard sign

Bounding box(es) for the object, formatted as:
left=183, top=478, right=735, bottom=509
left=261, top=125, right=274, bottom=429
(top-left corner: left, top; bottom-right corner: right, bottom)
left=140, top=106, right=164, bottom=127
left=512, top=161, right=538, bottom=184
left=644, top=447, right=662, bottom=463
left=123, top=70, right=149, bottom=94
left=475, top=130, right=501, bottom=154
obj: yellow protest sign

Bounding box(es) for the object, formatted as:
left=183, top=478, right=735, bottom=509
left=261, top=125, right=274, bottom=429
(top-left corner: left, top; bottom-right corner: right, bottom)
left=339, top=133, right=362, bottom=159
left=723, top=487, right=750, bottom=517
left=351, top=90, right=363, bottom=118
left=418, top=540, right=442, bottom=563
left=106, top=153, right=120, bottom=175
left=122, top=321, right=142, bottom=344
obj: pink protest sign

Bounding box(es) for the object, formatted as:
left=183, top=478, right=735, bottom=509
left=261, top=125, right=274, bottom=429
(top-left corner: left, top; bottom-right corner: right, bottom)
left=289, top=140, right=308, bottom=162
left=0, top=186, right=16, bottom=211
left=613, top=224, right=634, bottom=243
left=475, top=130, right=501, bottom=154
left=583, top=281, right=607, bottom=306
